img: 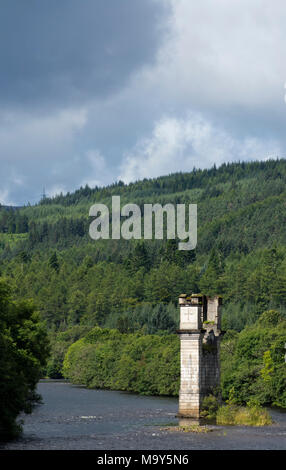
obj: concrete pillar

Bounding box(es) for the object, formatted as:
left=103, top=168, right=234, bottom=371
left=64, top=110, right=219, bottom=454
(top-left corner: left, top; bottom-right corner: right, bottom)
left=178, top=331, right=203, bottom=418
left=178, top=294, right=222, bottom=420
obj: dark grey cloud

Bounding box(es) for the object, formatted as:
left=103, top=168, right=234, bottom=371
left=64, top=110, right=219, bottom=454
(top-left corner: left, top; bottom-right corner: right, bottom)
left=0, top=0, right=168, bottom=110
left=1, top=0, right=286, bottom=206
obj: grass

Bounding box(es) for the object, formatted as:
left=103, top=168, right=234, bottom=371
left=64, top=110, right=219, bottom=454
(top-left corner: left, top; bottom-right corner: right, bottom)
left=201, top=394, right=272, bottom=426
left=216, top=404, right=272, bottom=426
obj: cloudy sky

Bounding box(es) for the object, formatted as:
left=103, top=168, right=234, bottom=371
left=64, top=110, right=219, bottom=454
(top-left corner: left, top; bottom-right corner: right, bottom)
left=1, top=0, right=286, bottom=205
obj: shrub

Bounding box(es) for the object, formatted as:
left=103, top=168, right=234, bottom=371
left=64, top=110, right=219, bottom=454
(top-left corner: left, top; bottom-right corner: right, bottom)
left=201, top=395, right=220, bottom=420
left=216, top=403, right=272, bottom=426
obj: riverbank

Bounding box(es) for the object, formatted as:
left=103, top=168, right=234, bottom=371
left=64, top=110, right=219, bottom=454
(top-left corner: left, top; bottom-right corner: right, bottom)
left=1, top=380, right=286, bottom=450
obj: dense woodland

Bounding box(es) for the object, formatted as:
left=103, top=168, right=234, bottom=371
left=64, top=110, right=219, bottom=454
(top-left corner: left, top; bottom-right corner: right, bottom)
left=0, top=159, right=286, bottom=420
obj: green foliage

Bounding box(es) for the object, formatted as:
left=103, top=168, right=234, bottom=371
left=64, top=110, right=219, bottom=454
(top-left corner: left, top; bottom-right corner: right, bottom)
left=104, top=302, right=178, bottom=334
left=260, top=350, right=274, bottom=383
left=49, top=251, right=60, bottom=273
left=63, top=327, right=180, bottom=396
left=199, top=248, right=225, bottom=296
left=257, top=309, right=283, bottom=327
left=220, top=315, right=286, bottom=407
left=0, top=278, right=49, bottom=439
left=1, top=160, right=286, bottom=336
left=216, top=403, right=272, bottom=426
left=45, top=324, right=91, bottom=378
left=1, top=159, right=286, bottom=409
left=201, top=386, right=272, bottom=426
left=221, top=302, right=259, bottom=331
left=201, top=395, right=220, bottom=420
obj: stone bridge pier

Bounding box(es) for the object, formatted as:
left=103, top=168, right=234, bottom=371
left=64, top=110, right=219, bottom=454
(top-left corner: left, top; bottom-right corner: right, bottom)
left=177, top=294, right=222, bottom=420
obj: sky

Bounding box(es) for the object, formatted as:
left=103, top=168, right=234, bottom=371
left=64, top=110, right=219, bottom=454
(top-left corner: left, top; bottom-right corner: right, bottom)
left=1, top=0, right=286, bottom=206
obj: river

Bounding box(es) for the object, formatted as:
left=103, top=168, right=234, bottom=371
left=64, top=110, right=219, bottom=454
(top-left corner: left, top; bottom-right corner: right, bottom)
left=1, top=380, right=286, bottom=450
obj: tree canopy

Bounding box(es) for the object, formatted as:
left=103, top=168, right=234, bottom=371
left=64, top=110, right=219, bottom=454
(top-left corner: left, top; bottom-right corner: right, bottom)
left=0, top=279, right=49, bottom=439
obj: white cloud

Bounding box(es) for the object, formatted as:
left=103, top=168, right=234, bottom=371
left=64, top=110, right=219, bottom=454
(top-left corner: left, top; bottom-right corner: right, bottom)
left=79, top=149, right=110, bottom=188
left=119, top=113, right=281, bottom=183
left=148, top=0, right=286, bottom=110
left=0, top=189, right=15, bottom=206
left=103, top=0, right=286, bottom=186
left=46, top=185, right=67, bottom=199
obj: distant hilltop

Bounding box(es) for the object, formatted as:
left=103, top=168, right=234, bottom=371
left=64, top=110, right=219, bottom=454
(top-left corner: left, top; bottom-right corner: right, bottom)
left=0, top=205, right=21, bottom=211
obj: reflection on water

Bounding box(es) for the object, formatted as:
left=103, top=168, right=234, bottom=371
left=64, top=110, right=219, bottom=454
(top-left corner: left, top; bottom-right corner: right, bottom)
left=1, top=380, right=286, bottom=450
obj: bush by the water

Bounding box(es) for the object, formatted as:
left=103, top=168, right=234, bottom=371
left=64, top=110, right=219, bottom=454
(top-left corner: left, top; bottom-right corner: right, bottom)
left=63, top=327, right=180, bottom=396
left=220, top=311, right=286, bottom=408
left=201, top=395, right=220, bottom=420
left=216, top=403, right=272, bottom=426
left=201, top=393, right=272, bottom=426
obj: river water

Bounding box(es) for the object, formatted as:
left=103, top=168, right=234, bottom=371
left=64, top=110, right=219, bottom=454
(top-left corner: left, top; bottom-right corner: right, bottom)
left=1, top=380, right=286, bottom=450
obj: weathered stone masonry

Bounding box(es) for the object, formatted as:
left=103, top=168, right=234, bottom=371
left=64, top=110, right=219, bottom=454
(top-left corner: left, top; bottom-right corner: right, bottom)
left=177, top=294, right=222, bottom=419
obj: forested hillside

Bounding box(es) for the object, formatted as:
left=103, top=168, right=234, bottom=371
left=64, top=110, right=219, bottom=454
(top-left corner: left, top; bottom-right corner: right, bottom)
left=0, top=159, right=286, bottom=382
